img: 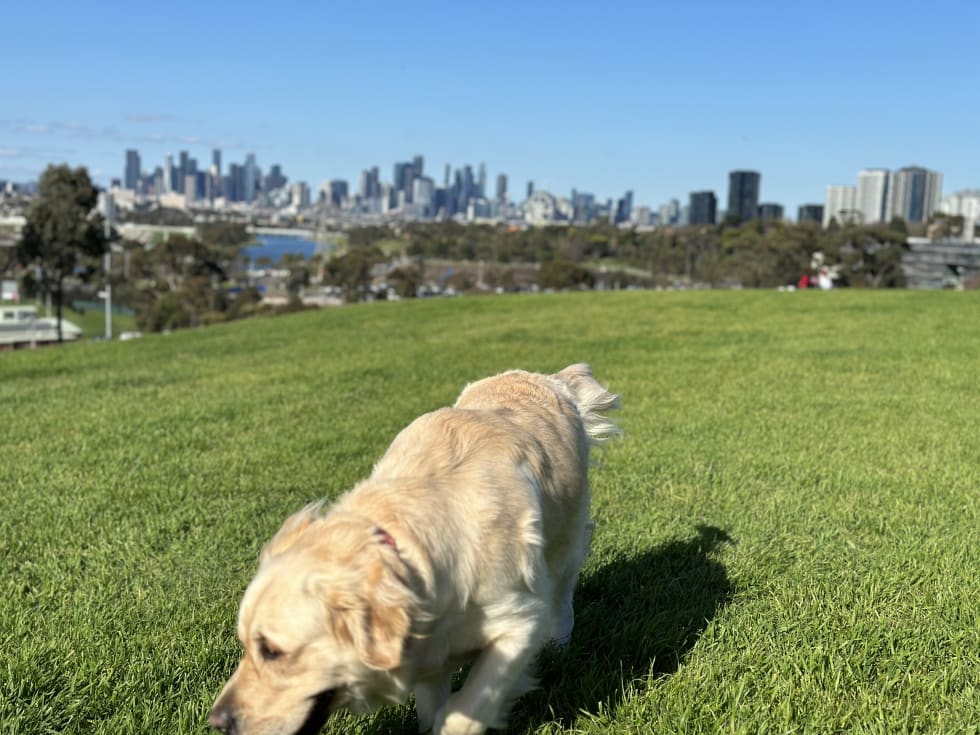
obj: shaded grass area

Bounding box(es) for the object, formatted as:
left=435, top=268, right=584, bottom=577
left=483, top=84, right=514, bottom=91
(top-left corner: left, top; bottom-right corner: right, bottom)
left=2, top=290, right=979, bottom=733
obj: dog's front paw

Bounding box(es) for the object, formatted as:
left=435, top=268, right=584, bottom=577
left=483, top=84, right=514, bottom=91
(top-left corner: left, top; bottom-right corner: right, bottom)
left=433, top=709, right=486, bottom=735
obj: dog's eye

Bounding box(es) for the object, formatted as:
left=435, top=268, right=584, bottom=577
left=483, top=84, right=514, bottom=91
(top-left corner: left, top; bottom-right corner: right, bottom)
left=258, top=637, right=284, bottom=661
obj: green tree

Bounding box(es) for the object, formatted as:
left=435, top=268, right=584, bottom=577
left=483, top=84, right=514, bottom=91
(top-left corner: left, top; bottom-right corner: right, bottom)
left=324, top=245, right=384, bottom=302
left=18, top=165, right=107, bottom=341
left=539, top=259, right=595, bottom=290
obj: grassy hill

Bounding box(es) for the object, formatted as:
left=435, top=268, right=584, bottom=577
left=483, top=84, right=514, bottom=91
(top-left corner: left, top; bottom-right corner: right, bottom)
left=2, top=290, right=979, bottom=734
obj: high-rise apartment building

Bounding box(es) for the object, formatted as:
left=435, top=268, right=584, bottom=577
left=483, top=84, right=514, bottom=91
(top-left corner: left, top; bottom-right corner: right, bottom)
left=689, top=191, right=717, bottom=225
left=727, top=170, right=761, bottom=222
left=823, top=185, right=857, bottom=226
left=124, top=149, right=140, bottom=191
left=855, top=168, right=890, bottom=224
left=886, top=166, right=942, bottom=224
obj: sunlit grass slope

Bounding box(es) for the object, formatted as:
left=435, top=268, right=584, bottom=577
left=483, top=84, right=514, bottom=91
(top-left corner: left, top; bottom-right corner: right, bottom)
left=2, top=290, right=979, bottom=734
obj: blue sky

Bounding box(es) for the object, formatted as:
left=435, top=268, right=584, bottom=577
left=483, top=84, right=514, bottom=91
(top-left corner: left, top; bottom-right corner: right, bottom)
left=3, top=0, right=978, bottom=213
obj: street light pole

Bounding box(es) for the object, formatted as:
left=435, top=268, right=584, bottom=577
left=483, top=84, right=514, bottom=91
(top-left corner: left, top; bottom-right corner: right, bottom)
left=103, top=192, right=113, bottom=340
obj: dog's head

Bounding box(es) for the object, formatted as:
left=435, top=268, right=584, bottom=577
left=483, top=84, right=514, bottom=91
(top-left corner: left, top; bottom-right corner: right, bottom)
left=209, top=506, right=416, bottom=735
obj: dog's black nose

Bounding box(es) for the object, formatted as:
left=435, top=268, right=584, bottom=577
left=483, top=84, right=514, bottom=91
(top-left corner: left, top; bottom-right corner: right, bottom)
left=208, top=704, right=237, bottom=734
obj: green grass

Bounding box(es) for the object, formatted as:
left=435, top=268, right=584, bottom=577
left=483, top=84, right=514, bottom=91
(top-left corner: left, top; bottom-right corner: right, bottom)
left=2, top=290, right=979, bottom=734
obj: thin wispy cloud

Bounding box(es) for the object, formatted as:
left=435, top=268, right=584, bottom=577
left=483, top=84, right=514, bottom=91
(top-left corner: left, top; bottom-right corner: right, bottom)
left=0, top=145, right=76, bottom=159
left=124, top=113, right=178, bottom=124
left=0, top=118, right=119, bottom=141
left=0, top=118, right=246, bottom=151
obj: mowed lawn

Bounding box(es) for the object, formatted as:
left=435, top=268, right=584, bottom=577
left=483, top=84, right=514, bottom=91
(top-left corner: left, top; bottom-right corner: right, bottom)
left=1, top=290, right=978, bottom=734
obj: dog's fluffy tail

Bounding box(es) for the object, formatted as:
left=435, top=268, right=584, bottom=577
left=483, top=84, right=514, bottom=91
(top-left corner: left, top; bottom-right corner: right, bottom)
left=552, top=363, right=621, bottom=445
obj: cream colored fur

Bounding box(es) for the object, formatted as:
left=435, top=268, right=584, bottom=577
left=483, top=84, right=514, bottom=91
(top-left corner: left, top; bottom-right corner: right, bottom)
left=209, top=364, right=620, bottom=735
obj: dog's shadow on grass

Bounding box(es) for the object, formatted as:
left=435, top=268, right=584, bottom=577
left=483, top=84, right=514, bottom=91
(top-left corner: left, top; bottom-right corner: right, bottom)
left=509, top=524, right=735, bottom=731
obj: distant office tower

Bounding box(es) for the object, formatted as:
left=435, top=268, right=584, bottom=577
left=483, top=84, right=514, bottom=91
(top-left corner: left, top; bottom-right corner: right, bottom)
left=495, top=174, right=508, bottom=201
left=265, top=164, right=287, bottom=192
left=632, top=206, right=653, bottom=227
left=393, top=162, right=408, bottom=194
left=226, top=163, right=245, bottom=202
left=212, top=149, right=222, bottom=177
left=358, top=168, right=380, bottom=199
left=855, top=168, right=890, bottom=224
left=413, top=155, right=424, bottom=177
left=124, top=149, right=140, bottom=191
left=477, top=163, right=487, bottom=198
left=292, top=181, right=311, bottom=208
left=727, top=170, right=761, bottom=222
left=659, top=199, right=680, bottom=227
left=329, top=179, right=349, bottom=207
left=618, top=190, right=633, bottom=224
left=244, top=153, right=257, bottom=202
left=444, top=164, right=451, bottom=189
left=689, top=191, right=717, bottom=225
left=798, top=204, right=824, bottom=224
left=177, top=151, right=189, bottom=194
left=527, top=181, right=534, bottom=199
left=413, top=176, right=435, bottom=214
left=459, top=165, right=475, bottom=212
left=823, top=185, right=857, bottom=227
left=886, top=166, right=942, bottom=224
left=184, top=174, right=198, bottom=202
left=758, top=203, right=784, bottom=221
left=164, top=153, right=174, bottom=193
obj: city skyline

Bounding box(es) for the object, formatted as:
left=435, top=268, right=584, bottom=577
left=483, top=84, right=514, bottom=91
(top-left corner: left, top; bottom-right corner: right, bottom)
left=108, top=144, right=953, bottom=229
left=2, top=0, right=979, bottom=212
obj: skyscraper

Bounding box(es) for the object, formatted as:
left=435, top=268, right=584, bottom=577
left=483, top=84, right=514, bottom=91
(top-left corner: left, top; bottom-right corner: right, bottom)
left=212, top=149, right=222, bottom=178
left=855, top=168, right=890, bottom=224
left=823, top=185, right=857, bottom=226
left=178, top=151, right=190, bottom=194
left=886, top=166, right=943, bottom=224
left=727, top=170, right=761, bottom=222
left=495, top=174, right=508, bottom=201
left=244, top=153, right=257, bottom=203
left=164, top=153, right=174, bottom=193
left=689, top=191, right=717, bottom=225
left=124, top=149, right=140, bottom=191
left=329, top=180, right=349, bottom=207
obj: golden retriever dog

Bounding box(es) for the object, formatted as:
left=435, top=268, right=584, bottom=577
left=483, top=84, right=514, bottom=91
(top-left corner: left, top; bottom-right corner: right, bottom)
left=209, top=364, right=620, bottom=735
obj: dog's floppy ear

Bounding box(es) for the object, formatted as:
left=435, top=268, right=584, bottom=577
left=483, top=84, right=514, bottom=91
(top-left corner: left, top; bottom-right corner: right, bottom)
left=313, top=553, right=413, bottom=671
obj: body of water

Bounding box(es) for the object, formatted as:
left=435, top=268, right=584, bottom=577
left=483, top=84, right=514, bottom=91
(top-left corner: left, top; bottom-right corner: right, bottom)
left=243, top=234, right=335, bottom=264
